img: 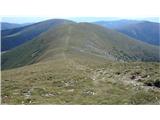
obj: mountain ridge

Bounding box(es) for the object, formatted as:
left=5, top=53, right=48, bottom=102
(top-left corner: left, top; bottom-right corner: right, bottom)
left=2, top=22, right=159, bottom=70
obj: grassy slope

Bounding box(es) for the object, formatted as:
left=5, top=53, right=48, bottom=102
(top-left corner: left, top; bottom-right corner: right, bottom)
left=1, top=53, right=160, bottom=104
left=2, top=23, right=160, bottom=70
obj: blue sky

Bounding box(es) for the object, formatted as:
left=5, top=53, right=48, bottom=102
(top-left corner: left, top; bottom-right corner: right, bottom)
left=1, top=17, right=159, bottom=24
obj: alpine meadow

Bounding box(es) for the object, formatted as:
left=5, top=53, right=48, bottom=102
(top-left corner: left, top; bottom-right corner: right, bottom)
left=1, top=18, right=160, bottom=104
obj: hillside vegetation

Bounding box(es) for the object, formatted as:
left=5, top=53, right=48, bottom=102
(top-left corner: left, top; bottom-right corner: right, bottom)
left=2, top=23, right=159, bottom=70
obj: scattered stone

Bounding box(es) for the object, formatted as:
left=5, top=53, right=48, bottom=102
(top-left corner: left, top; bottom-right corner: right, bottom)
left=4, top=96, right=8, bottom=98
left=130, top=75, right=143, bottom=81
left=13, top=92, right=19, bottom=95
left=23, top=90, right=31, bottom=98
left=101, top=68, right=105, bottom=70
left=141, top=74, right=150, bottom=78
left=25, top=98, right=32, bottom=104
left=68, top=89, right=74, bottom=92
left=44, top=93, right=55, bottom=97
left=83, top=89, right=95, bottom=96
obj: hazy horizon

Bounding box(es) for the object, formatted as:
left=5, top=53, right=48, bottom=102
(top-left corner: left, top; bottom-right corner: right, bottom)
left=1, top=17, right=159, bottom=24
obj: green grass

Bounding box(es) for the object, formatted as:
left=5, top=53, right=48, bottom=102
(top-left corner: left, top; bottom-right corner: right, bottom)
left=1, top=55, right=160, bottom=104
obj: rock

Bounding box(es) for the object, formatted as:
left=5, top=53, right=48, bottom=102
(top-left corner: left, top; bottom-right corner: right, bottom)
left=45, top=93, right=55, bottom=97
left=68, top=89, right=74, bottom=92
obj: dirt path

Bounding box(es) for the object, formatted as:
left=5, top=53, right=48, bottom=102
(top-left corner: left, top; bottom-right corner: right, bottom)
left=62, top=26, right=71, bottom=61
left=62, top=26, right=88, bottom=71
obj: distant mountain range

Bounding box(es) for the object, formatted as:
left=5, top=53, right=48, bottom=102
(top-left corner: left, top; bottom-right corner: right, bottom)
left=94, top=20, right=160, bottom=46
left=1, top=22, right=32, bottom=30
left=94, top=20, right=140, bottom=29
left=116, top=21, right=160, bottom=46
